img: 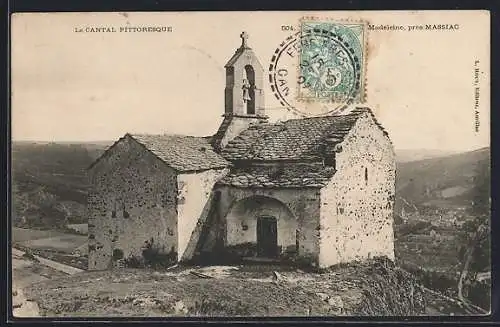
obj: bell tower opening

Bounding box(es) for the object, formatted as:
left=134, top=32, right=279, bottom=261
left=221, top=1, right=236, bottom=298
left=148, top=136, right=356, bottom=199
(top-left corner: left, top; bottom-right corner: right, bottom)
left=243, top=65, right=255, bottom=114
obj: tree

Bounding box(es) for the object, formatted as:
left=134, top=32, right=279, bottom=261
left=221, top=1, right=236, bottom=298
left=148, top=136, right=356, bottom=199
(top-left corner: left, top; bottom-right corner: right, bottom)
left=56, top=202, right=72, bottom=225
left=12, top=183, right=31, bottom=226
left=457, top=158, right=490, bottom=312
left=12, top=184, right=67, bottom=229
left=470, top=158, right=491, bottom=216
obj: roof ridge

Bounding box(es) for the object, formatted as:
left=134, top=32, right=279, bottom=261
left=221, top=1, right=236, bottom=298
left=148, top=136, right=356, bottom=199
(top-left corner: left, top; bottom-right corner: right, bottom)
left=221, top=106, right=390, bottom=162
left=131, top=133, right=202, bottom=138
left=278, top=107, right=370, bottom=124
left=126, top=133, right=229, bottom=172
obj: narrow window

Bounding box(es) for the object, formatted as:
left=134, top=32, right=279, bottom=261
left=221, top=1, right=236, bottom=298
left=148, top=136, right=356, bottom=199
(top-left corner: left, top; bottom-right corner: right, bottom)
left=324, top=156, right=335, bottom=167
left=296, top=230, right=300, bottom=252
left=112, top=249, right=124, bottom=260
left=364, top=167, right=368, bottom=185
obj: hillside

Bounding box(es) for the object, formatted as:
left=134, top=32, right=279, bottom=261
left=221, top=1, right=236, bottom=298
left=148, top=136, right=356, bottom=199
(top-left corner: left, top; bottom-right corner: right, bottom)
left=395, top=147, right=490, bottom=213
left=11, top=142, right=110, bottom=228
left=12, top=142, right=109, bottom=201
left=393, top=147, right=490, bottom=311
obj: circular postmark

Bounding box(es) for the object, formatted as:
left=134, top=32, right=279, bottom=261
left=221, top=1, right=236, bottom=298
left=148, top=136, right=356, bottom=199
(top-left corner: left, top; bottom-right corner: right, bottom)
left=269, top=22, right=366, bottom=117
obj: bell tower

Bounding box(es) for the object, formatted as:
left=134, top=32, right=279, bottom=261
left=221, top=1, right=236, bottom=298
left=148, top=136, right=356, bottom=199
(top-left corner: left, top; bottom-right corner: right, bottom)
left=212, top=32, right=268, bottom=151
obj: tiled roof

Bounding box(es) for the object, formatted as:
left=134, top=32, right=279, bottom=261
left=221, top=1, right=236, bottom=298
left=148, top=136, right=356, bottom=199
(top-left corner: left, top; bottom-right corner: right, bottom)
left=130, top=134, right=229, bottom=172
left=222, top=107, right=386, bottom=161
left=218, top=164, right=336, bottom=188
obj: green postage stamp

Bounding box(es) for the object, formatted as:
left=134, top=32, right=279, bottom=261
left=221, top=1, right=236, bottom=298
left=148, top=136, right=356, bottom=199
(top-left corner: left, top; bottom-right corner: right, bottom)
left=268, top=18, right=367, bottom=116
left=297, top=19, right=366, bottom=106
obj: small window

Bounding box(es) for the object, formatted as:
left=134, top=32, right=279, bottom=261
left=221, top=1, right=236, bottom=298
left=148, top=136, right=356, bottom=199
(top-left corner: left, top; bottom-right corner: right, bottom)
left=112, top=249, right=124, bottom=260
left=364, top=167, right=368, bottom=185
left=111, top=211, right=116, bottom=218
left=123, top=209, right=130, bottom=218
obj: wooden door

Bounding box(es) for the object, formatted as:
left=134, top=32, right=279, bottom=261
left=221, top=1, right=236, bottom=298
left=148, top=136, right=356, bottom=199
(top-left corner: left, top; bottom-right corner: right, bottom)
left=257, top=216, right=278, bottom=257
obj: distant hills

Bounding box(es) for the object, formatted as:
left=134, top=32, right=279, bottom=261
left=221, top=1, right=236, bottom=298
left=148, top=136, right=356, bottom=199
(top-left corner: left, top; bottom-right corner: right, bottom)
left=395, top=149, right=460, bottom=163
left=396, top=147, right=490, bottom=213
left=11, top=142, right=111, bottom=227
left=11, top=142, right=96, bottom=203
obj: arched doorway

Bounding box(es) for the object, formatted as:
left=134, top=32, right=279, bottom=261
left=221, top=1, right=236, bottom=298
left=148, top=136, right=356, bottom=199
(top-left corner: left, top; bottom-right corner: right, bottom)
left=225, top=196, right=297, bottom=258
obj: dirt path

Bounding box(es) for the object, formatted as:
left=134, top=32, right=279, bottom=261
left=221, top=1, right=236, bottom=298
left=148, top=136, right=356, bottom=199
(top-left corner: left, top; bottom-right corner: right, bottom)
left=11, top=248, right=72, bottom=318
left=12, top=253, right=42, bottom=317
left=12, top=248, right=84, bottom=275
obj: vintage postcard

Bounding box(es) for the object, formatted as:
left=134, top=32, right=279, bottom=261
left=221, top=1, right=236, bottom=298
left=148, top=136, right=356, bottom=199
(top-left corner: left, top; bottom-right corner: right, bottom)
left=10, top=10, right=490, bottom=318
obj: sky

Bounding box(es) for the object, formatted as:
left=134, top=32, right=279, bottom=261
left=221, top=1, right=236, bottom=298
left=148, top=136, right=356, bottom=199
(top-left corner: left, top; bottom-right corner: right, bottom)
left=11, top=11, right=490, bottom=151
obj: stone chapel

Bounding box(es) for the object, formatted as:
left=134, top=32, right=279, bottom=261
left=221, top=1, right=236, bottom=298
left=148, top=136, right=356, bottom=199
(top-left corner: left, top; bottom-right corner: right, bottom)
left=87, top=32, right=396, bottom=270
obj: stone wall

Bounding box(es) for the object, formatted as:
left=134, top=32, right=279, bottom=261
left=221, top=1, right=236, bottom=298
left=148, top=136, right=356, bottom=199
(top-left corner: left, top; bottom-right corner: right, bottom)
left=319, top=113, right=396, bottom=268
left=214, top=186, right=321, bottom=265
left=176, top=168, right=228, bottom=261
left=88, top=135, right=178, bottom=270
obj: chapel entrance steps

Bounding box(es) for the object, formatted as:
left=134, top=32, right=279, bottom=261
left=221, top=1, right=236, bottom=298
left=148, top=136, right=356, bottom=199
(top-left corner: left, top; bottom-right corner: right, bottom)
left=190, top=253, right=298, bottom=273
left=191, top=246, right=297, bottom=268
left=241, top=257, right=289, bottom=271
left=242, top=256, right=281, bottom=264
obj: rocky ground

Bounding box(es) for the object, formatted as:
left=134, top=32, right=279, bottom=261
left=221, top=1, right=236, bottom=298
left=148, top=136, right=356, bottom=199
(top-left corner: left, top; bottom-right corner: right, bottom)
left=13, top=251, right=475, bottom=318
left=21, top=258, right=429, bottom=317
left=12, top=249, right=69, bottom=317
